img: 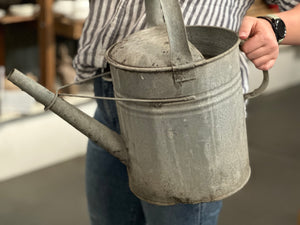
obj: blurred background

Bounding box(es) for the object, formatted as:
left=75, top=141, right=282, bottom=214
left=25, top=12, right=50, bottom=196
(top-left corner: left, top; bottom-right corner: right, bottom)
left=0, top=0, right=299, bottom=225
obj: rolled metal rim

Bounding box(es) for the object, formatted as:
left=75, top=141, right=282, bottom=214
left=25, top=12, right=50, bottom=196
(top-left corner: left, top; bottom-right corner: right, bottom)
left=105, top=25, right=240, bottom=73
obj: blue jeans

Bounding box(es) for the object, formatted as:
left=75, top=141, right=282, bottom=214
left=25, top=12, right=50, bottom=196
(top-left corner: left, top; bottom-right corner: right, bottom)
left=86, top=76, right=222, bottom=225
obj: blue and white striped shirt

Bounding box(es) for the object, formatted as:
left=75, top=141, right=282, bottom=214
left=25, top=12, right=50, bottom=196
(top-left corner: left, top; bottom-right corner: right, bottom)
left=73, top=0, right=299, bottom=92
left=265, top=0, right=300, bottom=10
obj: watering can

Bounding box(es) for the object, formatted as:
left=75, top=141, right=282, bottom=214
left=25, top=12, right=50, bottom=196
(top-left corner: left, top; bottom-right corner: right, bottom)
left=7, top=0, right=269, bottom=205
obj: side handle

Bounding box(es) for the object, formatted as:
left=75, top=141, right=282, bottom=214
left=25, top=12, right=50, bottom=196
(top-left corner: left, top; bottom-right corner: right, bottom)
left=244, top=70, right=269, bottom=100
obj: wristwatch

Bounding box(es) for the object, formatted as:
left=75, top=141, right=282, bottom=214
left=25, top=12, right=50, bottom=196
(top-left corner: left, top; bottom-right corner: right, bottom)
left=257, top=14, right=286, bottom=43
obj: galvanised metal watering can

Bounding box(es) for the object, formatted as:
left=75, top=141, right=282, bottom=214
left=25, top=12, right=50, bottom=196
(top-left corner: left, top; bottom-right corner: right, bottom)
left=7, top=0, right=268, bottom=205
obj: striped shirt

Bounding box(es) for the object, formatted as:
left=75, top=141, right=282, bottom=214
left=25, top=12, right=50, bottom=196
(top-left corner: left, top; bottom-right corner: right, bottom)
left=73, top=0, right=299, bottom=92
left=265, top=0, right=300, bottom=10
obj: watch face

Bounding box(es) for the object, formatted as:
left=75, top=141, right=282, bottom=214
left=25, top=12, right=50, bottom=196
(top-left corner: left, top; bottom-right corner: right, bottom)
left=275, top=19, right=286, bottom=39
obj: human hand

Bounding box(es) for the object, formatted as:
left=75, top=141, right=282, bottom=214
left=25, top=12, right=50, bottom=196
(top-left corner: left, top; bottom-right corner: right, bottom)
left=239, top=16, right=279, bottom=71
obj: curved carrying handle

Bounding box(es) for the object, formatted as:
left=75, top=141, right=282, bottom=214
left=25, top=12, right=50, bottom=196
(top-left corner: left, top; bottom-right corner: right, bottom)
left=244, top=70, right=269, bottom=100
left=144, top=0, right=198, bottom=66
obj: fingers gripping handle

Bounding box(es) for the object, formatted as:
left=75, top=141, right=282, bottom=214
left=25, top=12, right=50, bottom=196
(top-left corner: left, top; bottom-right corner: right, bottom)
left=240, top=40, right=269, bottom=99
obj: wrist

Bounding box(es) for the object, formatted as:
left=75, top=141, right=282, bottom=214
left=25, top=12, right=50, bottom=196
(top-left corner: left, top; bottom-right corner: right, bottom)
left=257, top=14, right=286, bottom=44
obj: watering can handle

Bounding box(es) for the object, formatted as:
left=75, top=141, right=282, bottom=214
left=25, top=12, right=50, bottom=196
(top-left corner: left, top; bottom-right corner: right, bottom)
left=244, top=70, right=269, bottom=100
left=145, top=0, right=194, bottom=66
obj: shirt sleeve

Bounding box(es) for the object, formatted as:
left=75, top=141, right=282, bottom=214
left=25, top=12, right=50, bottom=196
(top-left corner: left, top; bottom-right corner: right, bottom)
left=264, top=0, right=300, bottom=11
left=73, top=0, right=146, bottom=81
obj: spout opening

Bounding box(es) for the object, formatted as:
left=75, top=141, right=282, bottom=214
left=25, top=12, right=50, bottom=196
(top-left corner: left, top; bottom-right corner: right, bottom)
left=7, top=68, right=18, bottom=80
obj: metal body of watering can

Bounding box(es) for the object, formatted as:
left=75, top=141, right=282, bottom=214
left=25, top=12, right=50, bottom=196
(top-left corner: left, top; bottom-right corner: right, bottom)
left=106, top=27, right=250, bottom=205
left=7, top=0, right=269, bottom=205
left=105, top=0, right=268, bottom=205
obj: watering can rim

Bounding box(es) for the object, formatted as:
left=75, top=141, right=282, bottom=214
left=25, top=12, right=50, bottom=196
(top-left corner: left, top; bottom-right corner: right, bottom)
left=105, top=25, right=241, bottom=73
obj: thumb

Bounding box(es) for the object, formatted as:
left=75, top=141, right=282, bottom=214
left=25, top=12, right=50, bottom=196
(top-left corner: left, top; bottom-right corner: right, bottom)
left=239, top=16, right=256, bottom=40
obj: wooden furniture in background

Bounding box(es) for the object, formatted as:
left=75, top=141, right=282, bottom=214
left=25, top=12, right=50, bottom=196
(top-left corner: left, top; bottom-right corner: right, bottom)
left=0, top=14, right=38, bottom=68
left=0, top=24, right=5, bottom=66
left=38, top=0, right=56, bottom=92
left=0, top=14, right=37, bottom=24
left=0, top=0, right=85, bottom=92
left=55, top=16, right=84, bottom=40
left=247, top=0, right=279, bottom=17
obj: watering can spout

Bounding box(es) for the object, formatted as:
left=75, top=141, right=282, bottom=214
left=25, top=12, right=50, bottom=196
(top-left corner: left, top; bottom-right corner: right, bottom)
left=7, top=69, right=128, bottom=164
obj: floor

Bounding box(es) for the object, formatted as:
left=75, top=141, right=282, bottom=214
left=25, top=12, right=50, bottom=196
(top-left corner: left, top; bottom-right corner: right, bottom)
left=0, top=85, right=299, bottom=225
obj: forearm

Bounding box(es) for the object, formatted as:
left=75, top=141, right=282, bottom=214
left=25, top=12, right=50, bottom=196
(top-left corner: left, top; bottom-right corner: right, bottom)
left=276, top=4, right=300, bottom=45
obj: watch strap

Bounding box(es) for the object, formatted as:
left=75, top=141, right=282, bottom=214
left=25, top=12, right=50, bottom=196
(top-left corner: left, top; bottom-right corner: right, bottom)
left=257, top=14, right=286, bottom=43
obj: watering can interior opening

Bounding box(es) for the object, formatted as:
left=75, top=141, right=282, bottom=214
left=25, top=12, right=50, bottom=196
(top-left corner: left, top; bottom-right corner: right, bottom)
left=186, top=26, right=239, bottom=59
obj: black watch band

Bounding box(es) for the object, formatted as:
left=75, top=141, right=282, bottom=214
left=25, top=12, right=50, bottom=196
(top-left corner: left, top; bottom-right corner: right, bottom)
left=257, top=15, right=286, bottom=43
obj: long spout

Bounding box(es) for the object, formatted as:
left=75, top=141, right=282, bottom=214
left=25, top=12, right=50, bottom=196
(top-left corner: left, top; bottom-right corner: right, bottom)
left=7, top=69, right=127, bottom=164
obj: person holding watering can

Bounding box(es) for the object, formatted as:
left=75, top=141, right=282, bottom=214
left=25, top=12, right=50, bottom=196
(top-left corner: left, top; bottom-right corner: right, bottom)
left=73, top=1, right=300, bottom=224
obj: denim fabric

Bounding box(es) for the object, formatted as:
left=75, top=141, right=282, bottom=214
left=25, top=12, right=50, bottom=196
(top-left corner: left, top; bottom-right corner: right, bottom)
left=85, top=76, right=222, bottom=225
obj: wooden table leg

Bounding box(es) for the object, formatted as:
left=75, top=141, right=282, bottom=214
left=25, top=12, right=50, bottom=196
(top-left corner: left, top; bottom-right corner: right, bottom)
left=0, top=25, right=5, bottom=67
left=37, top=0, right=56, bottom=92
